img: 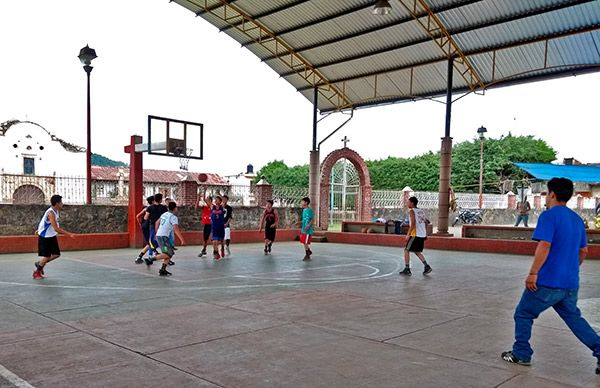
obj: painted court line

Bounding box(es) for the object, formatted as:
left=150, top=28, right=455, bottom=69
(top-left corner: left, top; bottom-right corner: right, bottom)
left=0, top=364, right=35, bottom=388
left=62, top=257, right=188, bottom=283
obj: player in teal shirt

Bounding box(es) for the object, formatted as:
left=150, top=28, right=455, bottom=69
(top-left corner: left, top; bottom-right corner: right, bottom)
left=300, top=197, right=314, bottom=261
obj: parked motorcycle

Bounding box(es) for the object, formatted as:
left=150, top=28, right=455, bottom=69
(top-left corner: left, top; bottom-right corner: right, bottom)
left=452, top=207, right=483, bottom=226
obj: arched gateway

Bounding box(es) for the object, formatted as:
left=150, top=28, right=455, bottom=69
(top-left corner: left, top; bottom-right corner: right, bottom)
left=318, top=147, right=372, bottom=230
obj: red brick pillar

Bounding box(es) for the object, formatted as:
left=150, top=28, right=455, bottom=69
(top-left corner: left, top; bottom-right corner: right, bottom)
left=507, top=191, right=516, bottom=209
left=178, top=175, right=198, bottom=207
left=255, top=177, right=273, bottom=207
left=577, top=195, right=584, bottom=210
left=361, top=185, right=373, bottom=222
left=124, top=135, right=144, bottom=248
left=533, top=194, right=542, bottom=210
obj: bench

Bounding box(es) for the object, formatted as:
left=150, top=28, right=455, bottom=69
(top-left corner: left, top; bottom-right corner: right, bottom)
left=462, top=225, right=600, bottom=244
left=341, top=221, right=433, bottom=235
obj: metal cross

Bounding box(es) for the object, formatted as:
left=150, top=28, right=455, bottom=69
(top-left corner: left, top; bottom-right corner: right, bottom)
left=342, top=136, right=350, bottom=148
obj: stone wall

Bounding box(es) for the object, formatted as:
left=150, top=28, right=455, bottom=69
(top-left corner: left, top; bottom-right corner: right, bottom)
left=175, top=206, right=303, bottom=231
left=0, top=204, right=303, bottom=236
left=0, top=204, right=128, bottom=235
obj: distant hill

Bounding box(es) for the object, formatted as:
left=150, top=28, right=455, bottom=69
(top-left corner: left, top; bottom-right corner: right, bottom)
left=92, top=154, right=128, bottom=167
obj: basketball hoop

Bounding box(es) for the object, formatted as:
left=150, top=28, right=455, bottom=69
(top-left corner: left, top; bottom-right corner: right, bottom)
left=178, top=148, right=193, bottom=171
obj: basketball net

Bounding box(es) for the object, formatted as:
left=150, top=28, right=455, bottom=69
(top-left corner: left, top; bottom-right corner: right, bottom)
left=178, top=148, right=193, bottom=171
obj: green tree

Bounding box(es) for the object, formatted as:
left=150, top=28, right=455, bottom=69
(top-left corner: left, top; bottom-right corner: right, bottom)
left=255, top=160, right=309, bottom=187
left=255, top=135, right=556, bottom=192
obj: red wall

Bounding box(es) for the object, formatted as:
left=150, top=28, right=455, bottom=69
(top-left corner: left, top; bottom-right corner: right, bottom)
left=2, top=230, right=299, bottom=254
left=1, top=233, right=130, bottom=254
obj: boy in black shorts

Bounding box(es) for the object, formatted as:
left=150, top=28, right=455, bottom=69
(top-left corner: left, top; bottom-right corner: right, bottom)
left=259, top=200, right=279, bottom=254
left=399, top=197, right=432, bottom=276
left=135, top=196, right=156, bottom=264
left=145, top=193, right=168, bottom=265
left=33, top=194, right=75, bottom=279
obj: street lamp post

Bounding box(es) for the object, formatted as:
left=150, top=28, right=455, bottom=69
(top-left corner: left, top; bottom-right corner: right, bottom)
left=477, top=126, right=487, bottom=209
left=78, top=45, right=97, bottom=205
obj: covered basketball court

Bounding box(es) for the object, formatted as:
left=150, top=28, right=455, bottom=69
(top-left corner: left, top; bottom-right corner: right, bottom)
left=168, top=0, right=600, bottom=234
left=2, top=2, right=600, bottom=387
left=2, top=243, right=600, bottom=386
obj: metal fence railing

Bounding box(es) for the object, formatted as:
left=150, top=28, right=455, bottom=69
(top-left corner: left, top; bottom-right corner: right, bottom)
left=372, top=189, right=509, bottom=209
left=2, top=172, right=597, bottom=211
left=0, top=173, right=88, bottom=204
left=272, top=186, right=309, bottom=207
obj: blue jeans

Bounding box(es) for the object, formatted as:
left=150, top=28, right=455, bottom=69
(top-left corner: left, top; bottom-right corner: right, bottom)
left=515, top=214, right=529, bottom=227
left=513, top=286, right=600, bottom=361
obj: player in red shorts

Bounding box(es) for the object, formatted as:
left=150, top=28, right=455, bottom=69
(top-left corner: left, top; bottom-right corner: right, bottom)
left=300, top=197, right=314, bottom=261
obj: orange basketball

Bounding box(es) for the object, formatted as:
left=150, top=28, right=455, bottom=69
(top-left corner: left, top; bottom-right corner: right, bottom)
left=198, top=173, right=208, bottom=183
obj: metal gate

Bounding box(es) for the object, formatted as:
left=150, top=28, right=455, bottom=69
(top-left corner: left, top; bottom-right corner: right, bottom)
left=329, top=159, right=361, bottom=225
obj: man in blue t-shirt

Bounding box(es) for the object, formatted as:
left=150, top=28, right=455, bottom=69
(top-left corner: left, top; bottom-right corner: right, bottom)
left=502, top=178, right=600, bottom=374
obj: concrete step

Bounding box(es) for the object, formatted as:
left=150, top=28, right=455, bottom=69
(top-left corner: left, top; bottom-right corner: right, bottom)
left=294, top=231, right=328, bottom=243
left=311, top=235, right=328, bottom=243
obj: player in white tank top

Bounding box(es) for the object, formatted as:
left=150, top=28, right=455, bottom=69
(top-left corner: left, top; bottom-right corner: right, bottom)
left=400, top=196, right=432, bottom=276
left=33, top=194, right=75, bottom=279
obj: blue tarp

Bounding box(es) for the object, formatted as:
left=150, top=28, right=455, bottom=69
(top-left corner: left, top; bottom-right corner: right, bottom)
left=514, top=163, right=600, bottom=183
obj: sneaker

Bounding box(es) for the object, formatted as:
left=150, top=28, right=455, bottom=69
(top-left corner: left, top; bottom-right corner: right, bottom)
left=34, top=261, right=45, bottom=276
left=399, top=268, right=412, bottom=276
left=135, top=258, right=144, bottom=264
left=214, top=252, right=221, bottom=261
left=173, top=247, right=178, bottom=251
left=264, top=248, right=269, bottom=255
left=226, top=246, right=231, bottom=256
left=303, top=254, right=310, bottom=261
left=423, top=264, right=432, bottom=275
left=267, top=244, right=272, bottom=253
left=198, top=250, right=207, bottom=258
left=32, top=269, right=44, bottom=280
left=307, top=248, right=312, bottom=255
left=158, top=269, right=172, bottom=276
left=501, top=351, right=531, bottom=366
left=144, top=258, right=153, bottom=266
left=168, top=260, right=175, bottom=266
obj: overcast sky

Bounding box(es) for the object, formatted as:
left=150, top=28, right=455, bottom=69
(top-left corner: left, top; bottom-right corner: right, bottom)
left=1, top=0, right=599, bottom=176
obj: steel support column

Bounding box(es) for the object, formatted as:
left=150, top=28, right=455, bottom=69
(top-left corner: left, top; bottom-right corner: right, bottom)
left=436, top=58, right=454, bottom=236
left=309, top=88, right=320, bottom=227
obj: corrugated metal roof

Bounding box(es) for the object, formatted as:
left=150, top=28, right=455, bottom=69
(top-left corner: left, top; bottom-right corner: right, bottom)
left=515, top=163, right=600, bottom=183
left=171, top=0, right=600, bottom=112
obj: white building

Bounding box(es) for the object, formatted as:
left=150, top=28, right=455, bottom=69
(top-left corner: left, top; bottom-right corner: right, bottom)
left=0, top=120, right=86, bottom=204
left=0, top=119, right=232, bottom=205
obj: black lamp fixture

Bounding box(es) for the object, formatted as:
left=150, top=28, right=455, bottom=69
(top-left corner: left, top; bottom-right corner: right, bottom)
left=477, top=125, right=487, bottom=139
left=373, top=0, right=392, bottom=15
left=78, top=45, right=97, bottom=67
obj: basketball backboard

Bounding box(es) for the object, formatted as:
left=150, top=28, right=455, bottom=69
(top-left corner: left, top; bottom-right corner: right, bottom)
left=137, top=115, right=203, bottom=160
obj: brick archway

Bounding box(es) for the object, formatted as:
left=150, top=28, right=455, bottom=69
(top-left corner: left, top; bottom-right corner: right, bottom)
left=319, top=147, right=372, bottom=229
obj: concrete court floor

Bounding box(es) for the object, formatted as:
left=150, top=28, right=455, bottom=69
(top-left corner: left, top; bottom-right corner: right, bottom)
left=1, top=242, right=600, bottom=388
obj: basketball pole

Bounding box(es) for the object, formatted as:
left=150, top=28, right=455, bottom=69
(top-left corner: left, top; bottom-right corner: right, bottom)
left=124, top=135, right=145, bottom=248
